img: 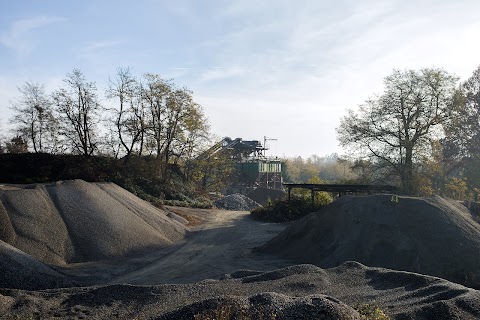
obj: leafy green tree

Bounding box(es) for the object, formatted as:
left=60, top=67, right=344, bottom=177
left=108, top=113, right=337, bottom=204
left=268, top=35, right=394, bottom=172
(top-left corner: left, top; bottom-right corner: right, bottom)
left=142, top=74, right=209, bottom=182
left=291, top=176, right=333, bottom=206
left=179, top=105, right=210, bottom=180
left=284, top=154, right=356, bottom=184
left=443, top=177, right=468, bottom=200
left=443, top=65, right=480, bottom=162
left=337, top=68, right=458, bottom=194
left=191, top=147, right=236, bottom=193
left=441, top=65, right=480, bottom=198
left=414, top=140, right=446, bottom=196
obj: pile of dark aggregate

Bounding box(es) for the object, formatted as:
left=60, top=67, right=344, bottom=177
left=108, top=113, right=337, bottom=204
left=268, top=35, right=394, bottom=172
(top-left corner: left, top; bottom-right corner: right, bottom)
left=157, top=293, right=360, bottom=320
left=262, top=195, right=480, bottom=289
left=1, top=262, right=480, bottom=319
left=215, top=194, right=262, bottom=211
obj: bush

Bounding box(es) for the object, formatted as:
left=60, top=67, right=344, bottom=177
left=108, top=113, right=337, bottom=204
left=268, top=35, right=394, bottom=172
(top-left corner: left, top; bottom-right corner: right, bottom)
left=164, top=199, right=190, bottom=207
left=191, top=198, right=214, bottom=209
left=250, top=198, right=325, bottom=222
left=163, top=197, right=213, bottom=209
left=354, top=303, right=390, bottom=320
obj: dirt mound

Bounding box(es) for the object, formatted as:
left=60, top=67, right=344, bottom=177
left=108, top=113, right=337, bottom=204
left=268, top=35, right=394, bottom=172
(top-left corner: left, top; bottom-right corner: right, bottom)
left=261, top=195, right=480, bottom=288
left=0, top=180, right=187, bottom=265
left=157, top=293, right=361, bottom=320
left=215, top=194, right=262, bottom=211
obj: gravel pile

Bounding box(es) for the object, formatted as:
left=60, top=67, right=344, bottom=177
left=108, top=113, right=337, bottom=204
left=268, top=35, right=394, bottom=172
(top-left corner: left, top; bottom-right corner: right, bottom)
left=2, top=262, right=480, bottom=319
left=262, top=194, right=480, bottom=288
left=0, top=180, right=187, bottom=265
left=0, top=240, right=76, bottom=290
left=158, top=293, right=361, bottom=320
left=215, top=194, right=262, bottom=211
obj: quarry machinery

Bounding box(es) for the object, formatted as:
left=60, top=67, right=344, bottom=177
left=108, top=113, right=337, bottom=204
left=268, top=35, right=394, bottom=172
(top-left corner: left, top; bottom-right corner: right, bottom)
left=199, top=137, right=283, bottom=193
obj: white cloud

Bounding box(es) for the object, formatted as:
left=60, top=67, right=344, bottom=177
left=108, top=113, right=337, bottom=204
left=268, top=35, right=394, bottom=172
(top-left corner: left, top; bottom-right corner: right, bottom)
left=0, top=16, right=65, bottom=55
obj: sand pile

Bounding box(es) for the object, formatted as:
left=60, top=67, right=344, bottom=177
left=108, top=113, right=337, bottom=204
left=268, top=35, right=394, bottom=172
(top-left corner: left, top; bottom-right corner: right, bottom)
left=262, top=195, right=480, bottom=288
left=0, top=180, right=187, bottom=265
left=215, top=194, right=262, bottom=211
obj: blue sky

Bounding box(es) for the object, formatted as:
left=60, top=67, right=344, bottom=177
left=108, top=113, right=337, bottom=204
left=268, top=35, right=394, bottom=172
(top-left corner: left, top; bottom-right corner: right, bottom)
left=1, top=0, right=480, bottom=157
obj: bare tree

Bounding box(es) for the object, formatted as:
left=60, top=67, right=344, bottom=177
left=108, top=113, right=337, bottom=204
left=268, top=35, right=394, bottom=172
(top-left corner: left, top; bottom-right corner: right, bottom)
left=106, top=67, right=147, bottom=158
left=142, top=73, right=172, bottom=159
left=134, top=80, right=148, bottom=156
left=10, top=82, right=57, bottom=153
left=52, top=69, right=100, bottom=156
left=337, top=68, right=458, bottom=193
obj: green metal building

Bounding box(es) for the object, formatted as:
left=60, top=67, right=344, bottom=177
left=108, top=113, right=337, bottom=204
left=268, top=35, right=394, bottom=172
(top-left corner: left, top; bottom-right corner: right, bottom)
left=203, top=137, right=283, bottom=191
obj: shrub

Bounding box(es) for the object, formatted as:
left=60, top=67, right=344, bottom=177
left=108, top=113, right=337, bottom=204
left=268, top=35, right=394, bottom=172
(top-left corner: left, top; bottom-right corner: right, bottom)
left=354, top=303, right=390, bottom=320
left=250, top=198, right=325, bottom=222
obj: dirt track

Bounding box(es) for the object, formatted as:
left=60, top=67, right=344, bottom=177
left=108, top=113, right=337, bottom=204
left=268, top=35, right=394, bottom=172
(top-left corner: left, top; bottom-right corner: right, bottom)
left=62, top=209, right=291, bottom=285
left=115, top=209, right=291, bottom=284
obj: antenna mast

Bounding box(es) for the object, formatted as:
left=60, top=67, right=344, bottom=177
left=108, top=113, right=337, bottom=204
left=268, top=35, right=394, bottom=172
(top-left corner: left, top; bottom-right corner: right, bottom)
left=263, top=136, right=278, bottom=157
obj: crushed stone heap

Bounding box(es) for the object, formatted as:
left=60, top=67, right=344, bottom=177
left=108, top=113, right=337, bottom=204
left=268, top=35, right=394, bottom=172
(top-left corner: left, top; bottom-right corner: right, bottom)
left=261, top=195, right=480, bottom=288
left=0, top=180, right=187, bottom=265
left=2, top=262, right=480, bottom=319
left=215, top=194, right=262, bottom=211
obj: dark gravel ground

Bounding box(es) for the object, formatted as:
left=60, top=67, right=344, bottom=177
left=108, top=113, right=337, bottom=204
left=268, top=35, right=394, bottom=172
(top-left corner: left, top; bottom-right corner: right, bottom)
left=1, top=262, right=479, bottom=319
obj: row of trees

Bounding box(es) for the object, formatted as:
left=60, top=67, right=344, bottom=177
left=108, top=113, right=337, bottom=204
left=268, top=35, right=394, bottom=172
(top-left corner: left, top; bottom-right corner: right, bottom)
left=5, top=64, right=480, bottom=200
left=3, top=68, right=214, bottom=187
left=338, top=66, right=480, bottom=200
left=283, top=153, right=355, bottom=183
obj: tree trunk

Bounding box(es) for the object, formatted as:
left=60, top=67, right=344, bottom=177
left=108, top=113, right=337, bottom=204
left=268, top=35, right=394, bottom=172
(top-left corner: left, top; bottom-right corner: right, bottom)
left=403, top=146, right=414, bottom=194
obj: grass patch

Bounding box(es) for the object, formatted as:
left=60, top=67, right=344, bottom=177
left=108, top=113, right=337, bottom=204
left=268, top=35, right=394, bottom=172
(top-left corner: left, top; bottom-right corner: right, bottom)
left=354, top=303, right=390, bottom=320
